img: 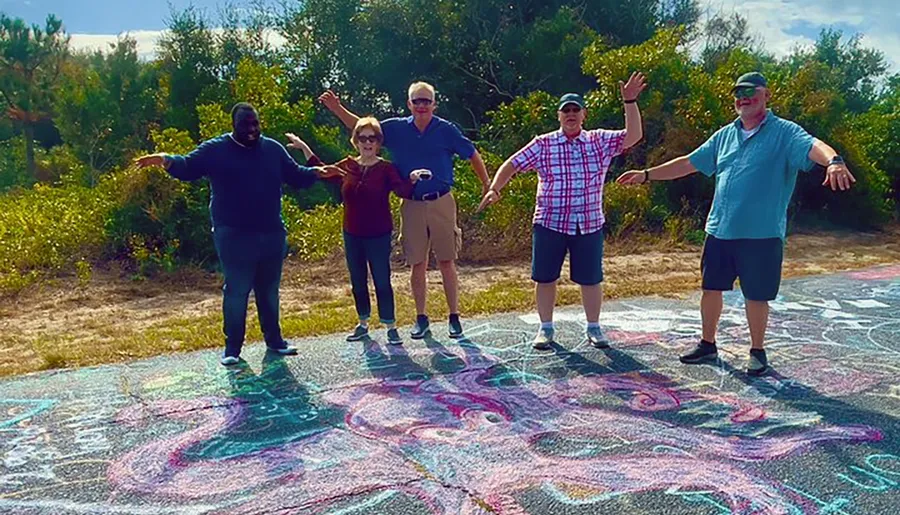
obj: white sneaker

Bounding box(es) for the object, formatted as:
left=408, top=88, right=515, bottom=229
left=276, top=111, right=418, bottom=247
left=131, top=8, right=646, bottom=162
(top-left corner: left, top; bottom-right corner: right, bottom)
left=586, top=325, right=609, bottom=348
left=533, top=327, right=555, bottom=350
left=220, top=355, right=240, bottom=366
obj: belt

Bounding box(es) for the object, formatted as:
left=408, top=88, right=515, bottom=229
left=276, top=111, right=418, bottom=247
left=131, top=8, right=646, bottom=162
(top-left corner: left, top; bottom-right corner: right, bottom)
left=412, top=189, right=450, bottom=201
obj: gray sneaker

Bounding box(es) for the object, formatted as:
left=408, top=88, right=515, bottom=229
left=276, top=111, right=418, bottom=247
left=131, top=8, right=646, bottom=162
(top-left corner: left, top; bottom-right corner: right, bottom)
left=586, top=325, right=609, bottom=349
left=533, top=327, right=555, bottom=350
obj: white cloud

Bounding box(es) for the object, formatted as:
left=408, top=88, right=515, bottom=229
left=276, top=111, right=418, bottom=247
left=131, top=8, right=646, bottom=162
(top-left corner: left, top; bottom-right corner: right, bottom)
left=697, top=0, right=900, bottom=72
left=68, top=29, right=286, bottom=61
left=69, top=31, right=164, bottom=60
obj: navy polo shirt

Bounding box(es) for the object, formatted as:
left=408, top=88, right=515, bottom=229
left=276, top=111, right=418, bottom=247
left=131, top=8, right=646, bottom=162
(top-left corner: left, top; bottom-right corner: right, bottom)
left=380, top=116, right=476, bottom=196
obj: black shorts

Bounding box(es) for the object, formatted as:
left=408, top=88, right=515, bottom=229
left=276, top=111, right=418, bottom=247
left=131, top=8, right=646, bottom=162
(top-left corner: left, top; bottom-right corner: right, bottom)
left=532, top=224, right=604, bottom=286
left=701, top=234, right=784, bottom=301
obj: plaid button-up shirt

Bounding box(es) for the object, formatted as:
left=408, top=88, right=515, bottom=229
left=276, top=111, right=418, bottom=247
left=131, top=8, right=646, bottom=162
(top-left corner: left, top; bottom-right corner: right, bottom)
left=510, top=128, right=627, bottom=235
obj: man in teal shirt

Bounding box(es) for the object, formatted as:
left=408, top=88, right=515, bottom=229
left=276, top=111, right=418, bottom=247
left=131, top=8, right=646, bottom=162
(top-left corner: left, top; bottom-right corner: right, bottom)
left=617, top=72, right=856, bottom=375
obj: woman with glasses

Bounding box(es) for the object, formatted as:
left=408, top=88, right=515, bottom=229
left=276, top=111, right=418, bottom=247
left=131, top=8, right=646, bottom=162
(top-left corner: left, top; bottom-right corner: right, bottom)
left=286, top=118, right=426, bottom=345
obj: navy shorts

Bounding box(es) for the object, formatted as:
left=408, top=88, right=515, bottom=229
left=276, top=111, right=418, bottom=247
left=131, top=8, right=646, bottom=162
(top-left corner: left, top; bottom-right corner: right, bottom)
left=701, top=234, right=784, bottom=301
left=532, top=224, right=604, bottom=286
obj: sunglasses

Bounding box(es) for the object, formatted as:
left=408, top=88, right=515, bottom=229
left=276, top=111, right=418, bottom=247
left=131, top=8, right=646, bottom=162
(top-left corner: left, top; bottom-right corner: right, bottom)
left=733, top=86, right=758, bottom=99
left=411, top=98, right=433, bottom=106
left=560, top=106, right=582, bottom=114
left=356, top=134, right=380, bottom=144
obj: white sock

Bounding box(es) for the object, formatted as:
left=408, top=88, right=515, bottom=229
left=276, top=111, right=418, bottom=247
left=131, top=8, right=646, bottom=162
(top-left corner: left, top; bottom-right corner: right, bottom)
left=540, top=321, right=554, bottom=330
left=359, top=320, right=369, bottom=328
left=587, top=322, right=600, bottom=329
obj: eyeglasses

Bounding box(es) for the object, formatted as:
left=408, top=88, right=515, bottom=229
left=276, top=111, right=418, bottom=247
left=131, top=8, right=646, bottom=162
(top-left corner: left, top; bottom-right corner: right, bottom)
left=560, top=106, right=582, bottom=114
left=733, top=86, right=758, bottom=99
left=411, top=98, right=433, bottom=106
left=356, top=135, right=380, bottom=144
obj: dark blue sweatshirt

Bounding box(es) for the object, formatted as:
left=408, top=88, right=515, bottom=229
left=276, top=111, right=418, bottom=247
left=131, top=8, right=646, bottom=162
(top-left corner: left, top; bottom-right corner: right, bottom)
left=166, top=133, right=319, bottom=233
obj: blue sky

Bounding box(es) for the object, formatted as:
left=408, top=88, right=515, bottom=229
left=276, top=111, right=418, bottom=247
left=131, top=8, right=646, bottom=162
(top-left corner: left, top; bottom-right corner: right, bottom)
left=1, top=0, right=898, bottom=71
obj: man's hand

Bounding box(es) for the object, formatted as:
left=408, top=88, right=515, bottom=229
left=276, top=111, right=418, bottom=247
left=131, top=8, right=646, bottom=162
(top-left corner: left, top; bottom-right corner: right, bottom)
left=616, top=170, right=647, bottom=185
left=823, top=162, right=856, bottom=191
left=619, top=71, right=647, bottom=102
left=318, top=90, right=342, bottom=112
left=316, top=165, right=346, bottom=179
left=134, top=153, right=167, bottom=169
left=476, top=189, right=501, bottom=213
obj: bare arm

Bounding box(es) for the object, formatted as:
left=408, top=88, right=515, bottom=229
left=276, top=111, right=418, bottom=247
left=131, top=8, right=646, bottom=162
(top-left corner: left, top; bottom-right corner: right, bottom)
left=476, top=158, right=518, bottom=212
left=620, top=72, right=647, bottom=149
left=318, top=90, right=360, bottom=131
left=285, top=132, right=315, bottom=160
left=469, top=150, right=491, bottom=194
left=808, top=138, right=855, bottom=191
left=616, top=155, right=697, bottom=185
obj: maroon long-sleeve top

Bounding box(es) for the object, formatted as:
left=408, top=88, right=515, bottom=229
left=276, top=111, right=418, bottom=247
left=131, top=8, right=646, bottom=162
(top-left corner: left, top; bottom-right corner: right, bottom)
left=307, top=155, right=413, bottom=237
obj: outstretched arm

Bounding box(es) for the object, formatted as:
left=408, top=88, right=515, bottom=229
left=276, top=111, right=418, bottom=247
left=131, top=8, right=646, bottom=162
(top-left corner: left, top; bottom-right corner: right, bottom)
left=134, top=140, right=215, bottom=181
left=809, top=139, right=856, bottom=191
left=318, top=90, right=360, bottom=131
left=617, top=156, right=697, bottom=185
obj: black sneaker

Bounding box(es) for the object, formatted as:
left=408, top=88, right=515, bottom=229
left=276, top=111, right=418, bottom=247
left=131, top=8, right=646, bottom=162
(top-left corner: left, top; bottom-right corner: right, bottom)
left=747, top=348, right=769, bottom=376
left=448, top=314, right=463, bottom=339
left=346, top=324, right=369, bottom=342
left=386, top=328, right=403, bottom=346
left=411, top=315, right=430, bottom=339
left=679, top=340, right=718, bottom=364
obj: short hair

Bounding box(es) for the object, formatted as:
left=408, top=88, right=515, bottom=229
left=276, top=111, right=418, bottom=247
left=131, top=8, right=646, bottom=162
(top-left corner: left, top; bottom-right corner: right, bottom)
left=407, top=81, right=435, bottom=100
left=351, top=117, right=384, bottom=150
left=230, top=102, right=257, bottom=123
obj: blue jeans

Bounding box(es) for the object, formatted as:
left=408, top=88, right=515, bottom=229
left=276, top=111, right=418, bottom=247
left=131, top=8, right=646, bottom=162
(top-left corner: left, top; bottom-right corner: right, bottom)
left=213, top=227, right=288, bottom=358
left=343, top=232, right=395, bottom=324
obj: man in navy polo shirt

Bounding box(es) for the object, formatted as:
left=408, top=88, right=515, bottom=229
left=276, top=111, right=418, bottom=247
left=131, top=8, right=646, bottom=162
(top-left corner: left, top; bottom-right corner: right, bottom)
left=617, top=72, right=856, bottom=375
left=135, top=103, right=342, bottom=366
left=320, top=82, right=491, bottom=340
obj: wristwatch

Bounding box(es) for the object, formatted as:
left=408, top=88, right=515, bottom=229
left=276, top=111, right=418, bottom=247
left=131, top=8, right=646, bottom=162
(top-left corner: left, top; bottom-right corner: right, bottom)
left=643, top=169, right=650, bottom=183
left=828, top=155, right=844, bottom=166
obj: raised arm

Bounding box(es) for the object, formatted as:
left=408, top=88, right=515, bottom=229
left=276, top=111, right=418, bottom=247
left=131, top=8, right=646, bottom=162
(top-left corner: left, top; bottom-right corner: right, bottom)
left=620, top=71, right=647, bottom=149
left=318, top=90, right=360, bottom=131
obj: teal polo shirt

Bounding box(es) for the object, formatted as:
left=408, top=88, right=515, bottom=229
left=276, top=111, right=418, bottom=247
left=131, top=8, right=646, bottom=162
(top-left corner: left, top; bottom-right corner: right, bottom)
left=688, top=110, right=816, bottom=240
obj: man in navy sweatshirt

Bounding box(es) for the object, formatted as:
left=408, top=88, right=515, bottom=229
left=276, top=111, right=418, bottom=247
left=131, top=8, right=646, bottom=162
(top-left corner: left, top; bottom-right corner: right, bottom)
left=135, top=103, right=342, bottom=366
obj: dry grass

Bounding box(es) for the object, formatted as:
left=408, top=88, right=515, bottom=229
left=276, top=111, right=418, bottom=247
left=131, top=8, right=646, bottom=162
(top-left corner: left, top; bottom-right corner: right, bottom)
left=2, top=226, right=899, bottom=378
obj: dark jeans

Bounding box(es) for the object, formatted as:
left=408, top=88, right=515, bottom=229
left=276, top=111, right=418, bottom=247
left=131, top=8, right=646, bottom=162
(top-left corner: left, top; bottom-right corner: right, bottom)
left=213, top=226, right=288, bottom=358
left=343, top=231, right=395, bottom=324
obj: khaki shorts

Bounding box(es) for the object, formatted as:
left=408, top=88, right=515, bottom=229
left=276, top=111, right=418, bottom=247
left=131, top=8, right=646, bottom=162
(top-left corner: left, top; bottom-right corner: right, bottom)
left=399, top=193, right=462, bottom=265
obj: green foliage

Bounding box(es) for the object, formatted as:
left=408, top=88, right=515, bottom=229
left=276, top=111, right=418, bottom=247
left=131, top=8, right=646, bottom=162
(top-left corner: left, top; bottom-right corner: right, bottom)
left=0, top=183, right=113, bottom=290
left=0, top=14, right=70, bottom=177
left=0, top=3, right=898, bottom=292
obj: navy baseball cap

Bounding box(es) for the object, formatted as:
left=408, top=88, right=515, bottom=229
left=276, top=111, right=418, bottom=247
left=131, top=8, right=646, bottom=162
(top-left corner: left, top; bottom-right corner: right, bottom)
left=557, top=93, right=585, bottom=110
left=731, top=71, right=767, bottom=91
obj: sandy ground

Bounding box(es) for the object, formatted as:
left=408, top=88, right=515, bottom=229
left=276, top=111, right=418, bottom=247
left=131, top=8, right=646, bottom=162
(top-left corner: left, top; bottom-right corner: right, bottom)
left=2, top=226, right=899, bottom=376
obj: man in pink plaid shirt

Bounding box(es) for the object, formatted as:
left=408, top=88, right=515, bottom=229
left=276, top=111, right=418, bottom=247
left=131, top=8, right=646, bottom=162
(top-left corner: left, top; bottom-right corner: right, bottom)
left=478, top=72, right=647, bottom=349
